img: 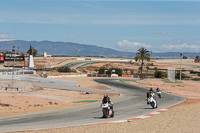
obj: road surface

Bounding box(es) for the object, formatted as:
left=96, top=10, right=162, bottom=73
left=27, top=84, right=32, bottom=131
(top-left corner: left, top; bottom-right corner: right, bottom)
left=0, top=78, right=186, bottom=132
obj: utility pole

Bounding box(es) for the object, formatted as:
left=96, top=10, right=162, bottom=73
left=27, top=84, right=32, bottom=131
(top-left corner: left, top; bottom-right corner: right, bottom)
left=53, top=47, right=55, bottom=61
left=10, top=46, right=19, bottom=90
left=180, top=53, right=182, bottom=86
left=11, top=46, right=16, bottom=87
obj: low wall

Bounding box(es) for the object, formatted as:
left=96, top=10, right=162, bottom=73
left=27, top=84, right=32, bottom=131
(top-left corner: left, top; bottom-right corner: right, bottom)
left=47, top=74, right=87, bottom=79
left=0, top=70, right=36, bottom=75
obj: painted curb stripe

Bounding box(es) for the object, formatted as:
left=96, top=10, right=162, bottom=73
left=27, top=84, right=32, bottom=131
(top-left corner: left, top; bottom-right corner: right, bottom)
left=157, top=109, right=168, bottom=112
left=92, top=108, right=167, bottom=125
left=136, top=116, right=150, bottom=119
left=145, top=114, right=156, bottom=116
left=113, top=120, right=128, bottom=123
left=127, top=118, right=141, bottom=121
left=92, top=122, right=112, bottom=125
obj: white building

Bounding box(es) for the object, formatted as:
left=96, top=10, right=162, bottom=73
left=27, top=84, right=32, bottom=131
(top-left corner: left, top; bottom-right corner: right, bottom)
left=44, top=52, right=52, bottom=57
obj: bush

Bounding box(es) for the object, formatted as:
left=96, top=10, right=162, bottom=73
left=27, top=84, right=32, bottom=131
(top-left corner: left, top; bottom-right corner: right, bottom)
left=107, top=68, right=122, bottom=76
left=57, top=67, right=76, bottom=73
left=98, top=67, right=106, bottom=74
left=98, top=67, right=122, bottom=76
left=154, top=70, right=164, bottom=78
left=175, top=71, right=187, bottom=79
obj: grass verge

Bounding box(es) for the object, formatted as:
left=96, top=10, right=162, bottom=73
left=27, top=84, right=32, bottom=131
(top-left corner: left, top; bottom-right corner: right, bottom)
left=162, top=79, right=180, bottom=83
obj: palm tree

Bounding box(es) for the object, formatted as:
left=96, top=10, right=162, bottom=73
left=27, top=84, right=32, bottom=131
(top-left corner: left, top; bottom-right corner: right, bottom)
left=135, top=47, right=150, bottom=79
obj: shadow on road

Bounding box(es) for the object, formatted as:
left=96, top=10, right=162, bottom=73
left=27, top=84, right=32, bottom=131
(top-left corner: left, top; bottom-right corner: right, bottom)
left=141, top=107, right=156, bottom=109
left=93, top=116, right=105, bottom=119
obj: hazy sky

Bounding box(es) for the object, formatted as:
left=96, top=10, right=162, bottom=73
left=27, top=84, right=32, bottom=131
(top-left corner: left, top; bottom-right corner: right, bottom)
left=0, top=0, right=200, bottom=53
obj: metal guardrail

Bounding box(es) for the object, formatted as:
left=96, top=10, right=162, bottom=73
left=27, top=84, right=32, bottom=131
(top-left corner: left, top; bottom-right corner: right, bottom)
left=87, top=74, right=111, bottom=77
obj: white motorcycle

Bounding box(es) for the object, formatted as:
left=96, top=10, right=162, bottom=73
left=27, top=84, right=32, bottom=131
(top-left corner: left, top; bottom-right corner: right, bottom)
left=147, top=92, right=157, bottom=109
left=156, top=91, right=162, bottom=98
left=101, top=102, right=114, bottom=118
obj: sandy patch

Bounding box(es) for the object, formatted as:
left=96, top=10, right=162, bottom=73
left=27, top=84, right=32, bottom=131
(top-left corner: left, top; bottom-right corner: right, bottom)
left=0, top=78, right=119, bottom=118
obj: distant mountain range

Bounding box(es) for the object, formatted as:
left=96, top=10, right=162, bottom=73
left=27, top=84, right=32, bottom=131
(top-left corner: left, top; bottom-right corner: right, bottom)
left=0, top=40, right=199, bottom=58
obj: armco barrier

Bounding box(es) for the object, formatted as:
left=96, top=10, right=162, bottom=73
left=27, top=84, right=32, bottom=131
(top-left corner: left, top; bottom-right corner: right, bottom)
left=133, top=75, right=140, bottom=78
left=87, top=74, right=163, bottom=79
left=123, top=75, right=162, bottom=79
left=122, top=75, right=133, bottom=78
left=87, top=74, right=111, bottom=77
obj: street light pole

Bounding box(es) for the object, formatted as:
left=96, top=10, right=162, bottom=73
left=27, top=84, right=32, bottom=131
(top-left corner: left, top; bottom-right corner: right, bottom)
left=11, top=46, right=16, bottom=87
left=11, top=46, right=19, bottom=89
left=180, top=53, right=182, bottom=86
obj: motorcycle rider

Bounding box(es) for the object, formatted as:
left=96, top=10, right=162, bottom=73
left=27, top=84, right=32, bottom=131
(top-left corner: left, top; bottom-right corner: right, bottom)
left=156, top=87, right=161, bottom=92
left=147, top=88, right=155, bottom=98
left=149, top=88, right=155, bottom=93
left=102, top=94, right=113, bottom=111
left=156, top=87, right=162, bottom=98
left=146, top=88, right=155, bottom=104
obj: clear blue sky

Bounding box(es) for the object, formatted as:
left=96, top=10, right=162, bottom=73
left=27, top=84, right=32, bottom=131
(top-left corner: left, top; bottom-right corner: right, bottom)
left=0, top=0, right=200, bottom=53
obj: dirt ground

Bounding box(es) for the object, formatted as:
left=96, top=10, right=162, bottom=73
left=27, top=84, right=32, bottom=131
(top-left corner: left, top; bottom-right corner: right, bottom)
left=0, top=78, right=118, bottom=118
left=14, top=78, right=200, bottom=133
left=0, top=58, right=199, bottom=133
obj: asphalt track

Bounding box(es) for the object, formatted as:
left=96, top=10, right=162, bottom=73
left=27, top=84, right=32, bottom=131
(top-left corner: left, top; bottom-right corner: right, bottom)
left=0, top=78, right=186, bottom=132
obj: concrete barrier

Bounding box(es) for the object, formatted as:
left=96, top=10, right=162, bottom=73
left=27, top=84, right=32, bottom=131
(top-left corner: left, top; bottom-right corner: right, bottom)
left=47, top=74, right=87, bottom=79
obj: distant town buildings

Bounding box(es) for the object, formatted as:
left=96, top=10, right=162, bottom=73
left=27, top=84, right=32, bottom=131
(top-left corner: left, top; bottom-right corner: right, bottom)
left=0, top=50, right=28, bottom=57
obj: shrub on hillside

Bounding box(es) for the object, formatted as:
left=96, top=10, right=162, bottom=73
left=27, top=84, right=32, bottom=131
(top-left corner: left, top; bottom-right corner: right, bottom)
left=175, top=71, right=187, bottom=79
left=98, top=67, right=106, bottom=74
left=154, top=70, right=164, bottom=78
left=57, top=67, right=76, bottom=73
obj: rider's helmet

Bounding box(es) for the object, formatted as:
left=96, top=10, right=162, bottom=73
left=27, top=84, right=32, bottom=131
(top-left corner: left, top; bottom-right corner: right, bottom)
left=156, top=87, right=159, bottom=90
left=104, top=94, right=108, bottom=98
left=149, top=88, right=153, bottom=92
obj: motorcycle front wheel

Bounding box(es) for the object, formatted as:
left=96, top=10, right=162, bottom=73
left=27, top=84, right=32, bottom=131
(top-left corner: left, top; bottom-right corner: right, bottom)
left=111, top=111, right=114, bottom=118
left=103, top=109, right=108, bottom=118
left=150, top=102, right=155, bottom=109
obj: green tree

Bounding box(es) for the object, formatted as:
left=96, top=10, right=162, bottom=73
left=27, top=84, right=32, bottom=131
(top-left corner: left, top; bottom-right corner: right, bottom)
left=124, top=68, right=129, bottom=74
left=98, top=67, right=106, bottom=74
left=146, top=64, right=150, bottom=72
left=27, top=48, right=38, bottom=57
left=135, top=47, right=150, bottom=79
left=154, top=70, right=163, bottom=78
left=175, top=70, right=186, bottom=79
left=3, top=53, right=6, bottom=57
left=107, top=68, right=122, bottom=76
